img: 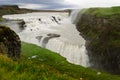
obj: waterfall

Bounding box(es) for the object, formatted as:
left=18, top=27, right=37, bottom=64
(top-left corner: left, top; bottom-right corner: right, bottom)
left=70, top=9, right=87, bottom=24
left=70, top=9, right=81, bottom=24
left=3, top=11, right=90, bottom=67
left=0, top=20, right=24, bottom=33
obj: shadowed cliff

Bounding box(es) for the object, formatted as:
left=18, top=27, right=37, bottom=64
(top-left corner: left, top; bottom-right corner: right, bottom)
left=0, top=25, right=21, bottom=58
left=76, top=7, right=120, bottom=74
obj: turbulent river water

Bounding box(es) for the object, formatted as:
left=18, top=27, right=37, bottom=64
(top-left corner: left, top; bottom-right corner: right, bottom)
left=3, top=11, right=90, bottom=67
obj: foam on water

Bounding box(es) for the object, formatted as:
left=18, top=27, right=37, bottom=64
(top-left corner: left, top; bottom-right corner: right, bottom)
left=3, top=11, right=90, bottom=67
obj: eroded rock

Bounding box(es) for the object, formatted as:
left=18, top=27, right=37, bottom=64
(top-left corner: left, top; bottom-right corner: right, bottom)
left=76, top=14, right=120, bottom=74
left=0, top=25, right=21, bottom=58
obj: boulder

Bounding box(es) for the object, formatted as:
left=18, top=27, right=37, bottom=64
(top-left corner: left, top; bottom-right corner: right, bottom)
left=0, top=25, right=21, bottom=58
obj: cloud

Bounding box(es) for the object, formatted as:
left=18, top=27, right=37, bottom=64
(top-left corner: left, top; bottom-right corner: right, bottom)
left=0, top=0, right=120, bottom=9
left=0, top=0, right=68, bottom=9
left=0, top=0, right=9, bottom=1
left=12, top=0, right=64, bottom=4
left=17, top=3, right=48, bottom=9
left=64, top=0, right=120, bottom=8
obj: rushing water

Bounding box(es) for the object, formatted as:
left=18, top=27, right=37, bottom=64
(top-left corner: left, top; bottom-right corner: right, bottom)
left=3, top=11, right=90, bottom=67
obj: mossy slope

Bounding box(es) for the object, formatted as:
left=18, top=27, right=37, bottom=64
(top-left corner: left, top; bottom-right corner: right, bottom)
left=76, top=7, right=120, bottom=74
left=84, top=6, right=120, bottom=18
left=0, top=42, right=120, bottom=80
left=0, top=25, right=21, bottom=58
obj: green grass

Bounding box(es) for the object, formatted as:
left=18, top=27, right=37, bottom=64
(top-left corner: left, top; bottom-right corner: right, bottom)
left=0, top=42, right=120, bottom=80
left=84, top=6, right=120, bottom=18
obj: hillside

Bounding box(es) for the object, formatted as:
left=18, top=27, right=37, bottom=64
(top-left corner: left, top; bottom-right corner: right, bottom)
left=76, top=6, right=120, bottom=74
left=0, top=42, right=120, bottom=80
left=0, top=5, right=34, bottom=21
left=84, top=6, right=120, bottom=18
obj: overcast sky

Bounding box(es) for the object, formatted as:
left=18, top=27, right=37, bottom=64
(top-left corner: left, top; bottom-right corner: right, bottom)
left=0, top=0, right=120, bottom=10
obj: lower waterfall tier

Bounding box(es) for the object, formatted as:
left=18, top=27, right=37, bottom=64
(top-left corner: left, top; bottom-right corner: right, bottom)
left=46, top=38, right=89, bottom=67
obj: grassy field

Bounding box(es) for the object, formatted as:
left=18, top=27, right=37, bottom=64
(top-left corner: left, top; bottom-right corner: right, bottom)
left=83, top=6, right=120, bottom=18
left=0, top=42, right=120, bottom=80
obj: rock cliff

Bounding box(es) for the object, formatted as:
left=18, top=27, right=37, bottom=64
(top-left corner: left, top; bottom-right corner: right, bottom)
left=0, top=25, right=21, bottom=58
left=76, top=7, right=120, bottom=74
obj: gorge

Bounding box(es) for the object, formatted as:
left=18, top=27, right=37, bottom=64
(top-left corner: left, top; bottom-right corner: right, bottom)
left=76, top=7, right=120, bottom=74
left=2, top=10, right=90, bottom=67
left=1, top=6, right=120, bottom=75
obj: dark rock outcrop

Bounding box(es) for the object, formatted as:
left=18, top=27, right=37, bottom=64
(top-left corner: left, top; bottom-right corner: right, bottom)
left=36, top=33, right=60, bottom=48
left=0, top=25, right=21, bottom=58
left=76, top=12, right=120, bottom=74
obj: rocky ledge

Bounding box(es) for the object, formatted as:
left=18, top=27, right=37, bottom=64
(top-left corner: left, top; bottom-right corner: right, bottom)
left=76, top=7, right=120, bottom=74
left=0, top=25, right=21, bottom=58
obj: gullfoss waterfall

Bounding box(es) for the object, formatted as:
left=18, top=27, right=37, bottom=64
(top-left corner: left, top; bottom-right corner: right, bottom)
left=3, top=11, right=90, bottom=67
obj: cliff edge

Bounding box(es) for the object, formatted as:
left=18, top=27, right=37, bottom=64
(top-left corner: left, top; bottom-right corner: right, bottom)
left=76, top=7, right=120, bottom=74
left=0, top=25, right=21, bottom=58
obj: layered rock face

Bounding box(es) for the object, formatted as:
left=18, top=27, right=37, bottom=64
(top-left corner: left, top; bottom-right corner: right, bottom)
left=76, top=13, right=120, bottom=74
left=0, top=25, right=21, bottom=58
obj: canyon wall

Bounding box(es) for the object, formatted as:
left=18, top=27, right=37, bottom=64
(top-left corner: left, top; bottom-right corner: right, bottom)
left=76, top=7, right=120, bottom=74
left=0, top=25, right=21, bottom=58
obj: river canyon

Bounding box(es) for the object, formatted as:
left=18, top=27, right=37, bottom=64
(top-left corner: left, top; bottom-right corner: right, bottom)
left=2, top=11, right=90, bottom=67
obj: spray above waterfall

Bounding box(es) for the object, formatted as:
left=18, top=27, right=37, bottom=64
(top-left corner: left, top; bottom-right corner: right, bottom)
left=3, top=10, right=90, bottom=67
left=70, top=9, right=81, bottom=24
left=70, top=9, right=87, bottom=24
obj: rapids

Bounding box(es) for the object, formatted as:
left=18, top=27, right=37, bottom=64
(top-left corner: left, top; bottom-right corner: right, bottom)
left=3, top=11, right=90, bottom=67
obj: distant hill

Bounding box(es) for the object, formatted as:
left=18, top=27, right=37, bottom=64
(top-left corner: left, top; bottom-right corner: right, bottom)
left=0, top=5, right=70, bottom=18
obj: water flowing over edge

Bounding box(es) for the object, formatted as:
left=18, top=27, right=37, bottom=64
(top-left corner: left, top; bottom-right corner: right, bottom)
left=2, top=10, right=90, bottom=67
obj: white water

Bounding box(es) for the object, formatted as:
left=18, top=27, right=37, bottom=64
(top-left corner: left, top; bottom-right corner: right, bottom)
left=3, top=11, right=90, bottom=67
